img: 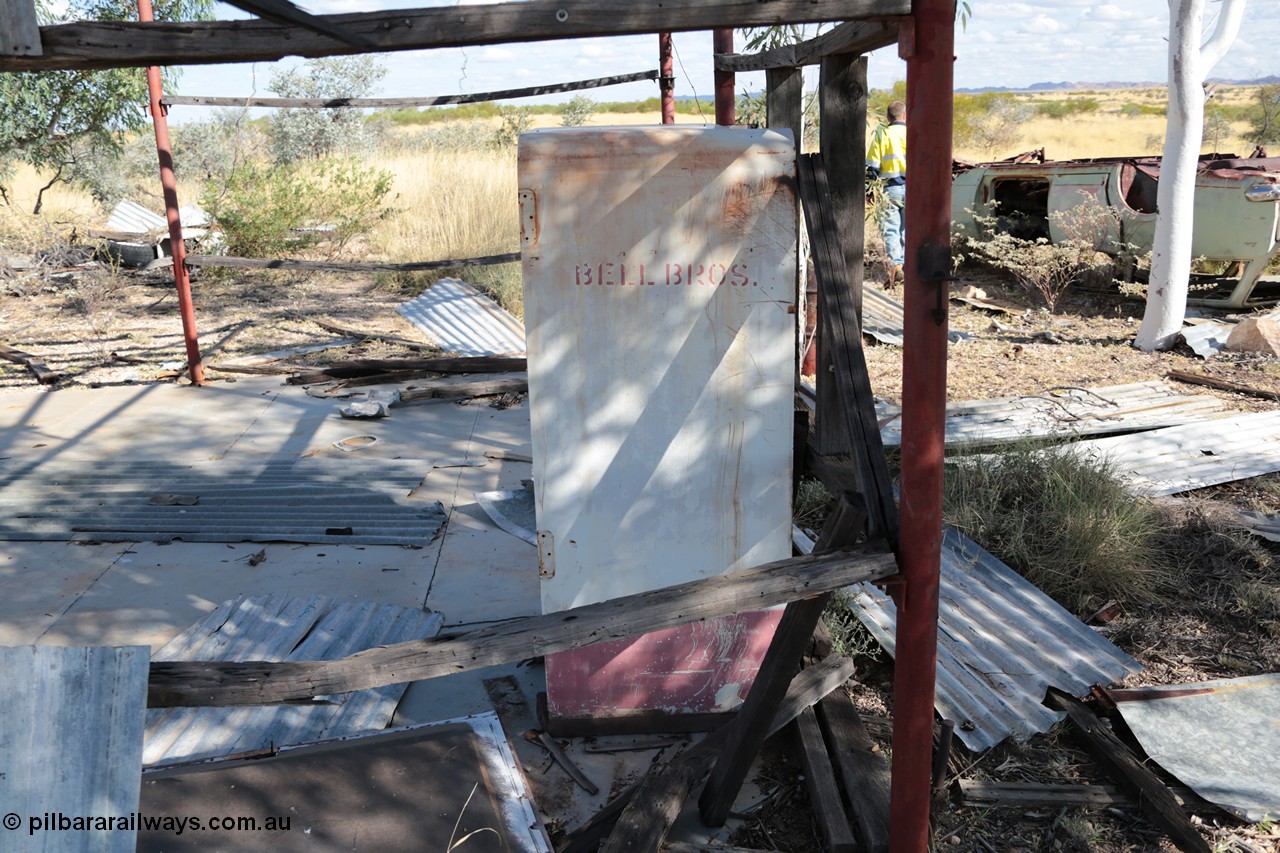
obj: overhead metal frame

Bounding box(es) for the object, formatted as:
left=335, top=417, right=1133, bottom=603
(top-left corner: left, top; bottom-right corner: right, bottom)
left=12, top=1, right=952, bottom=850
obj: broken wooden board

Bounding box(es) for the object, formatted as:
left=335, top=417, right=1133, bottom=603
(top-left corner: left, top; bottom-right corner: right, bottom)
left=147, top=544, right=896, bottom=707
left=139, top=714, right=551, bottom=851
left=0, top=341, right=61, bottom=384
left=0, top=645, right=149, bottom=853
left=876, top=381, right=1227, bottom=448
left=144, top=594, right=443, bottom=766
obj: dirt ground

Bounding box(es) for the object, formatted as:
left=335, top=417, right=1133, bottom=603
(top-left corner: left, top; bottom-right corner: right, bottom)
left=3, top=260, right=1280, bottom=852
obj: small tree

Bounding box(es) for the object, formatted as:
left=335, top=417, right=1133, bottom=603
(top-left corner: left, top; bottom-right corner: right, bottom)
left=559, top=95, right=595, bottom=128
left=0, top=0, right=213, bottom=213
left=1135, top=0, right=1246, bottom=351
left=268, top=57, right=388, bottom=163
left=1246, top=83, right=1280, bottom=149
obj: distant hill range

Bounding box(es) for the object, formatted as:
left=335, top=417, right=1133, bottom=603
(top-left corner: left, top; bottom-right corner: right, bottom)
left=956, top=75, right=1280, bottom=93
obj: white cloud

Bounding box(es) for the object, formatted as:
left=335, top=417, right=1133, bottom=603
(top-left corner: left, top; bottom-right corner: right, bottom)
left=1021, top=15, right=1068, bottom=34
left=1091, top=4, right=1142, bottom=22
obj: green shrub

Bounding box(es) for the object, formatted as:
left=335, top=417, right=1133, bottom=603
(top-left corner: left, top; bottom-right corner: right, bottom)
left=202, top=157, right=395, bottom=258
left=954, top=91, right=1033, bottom=155
left=1035, top=97, right=1101, bottom=119
left=559, top=95, right=595, bottom=128
left=944, top=441, right=1173, bottom=616
left=1119, top=102, right=1165, bottom=118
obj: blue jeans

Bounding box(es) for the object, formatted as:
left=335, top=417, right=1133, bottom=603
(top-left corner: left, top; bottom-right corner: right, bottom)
left=880, top=183, right=906, bottom=267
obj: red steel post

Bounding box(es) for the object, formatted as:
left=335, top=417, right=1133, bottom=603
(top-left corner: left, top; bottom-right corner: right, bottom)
left=713, top=29, right=735, bottom=126
left=137, top=0, right=204, bottom=385
left=891, top=2, right=953, bottom=852
left=659, top=32, right=675, bottom=125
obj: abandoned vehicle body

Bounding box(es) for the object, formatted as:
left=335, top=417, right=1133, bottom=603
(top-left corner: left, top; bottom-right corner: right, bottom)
left=952, top=154, right=1280, bottom=308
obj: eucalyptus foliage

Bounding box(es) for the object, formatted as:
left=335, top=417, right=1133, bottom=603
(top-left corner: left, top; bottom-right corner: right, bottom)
left=0, top=0, right=213, bottom=212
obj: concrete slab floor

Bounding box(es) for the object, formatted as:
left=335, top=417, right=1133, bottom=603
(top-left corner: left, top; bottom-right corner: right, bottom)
left=0, top=379, right=763, bottom=846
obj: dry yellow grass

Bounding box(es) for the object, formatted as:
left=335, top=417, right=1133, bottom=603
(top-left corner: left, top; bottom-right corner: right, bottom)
left=1, top=163, right=100, bottom=221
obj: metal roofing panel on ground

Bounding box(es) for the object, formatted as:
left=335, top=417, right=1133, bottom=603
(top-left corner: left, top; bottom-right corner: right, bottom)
left=105, top=198, right=167, bottom=236
left=0, top=458, right=445, bottom=545
left=396, top=277, right=526, bottom=356
left=799, top=526, right=1143, bottom=751
left=1067, top=410, right=1280, bottom=496
left=1, top=645, right=149, bottom=853
left=140, top=714, right=552, bottom=852
left=1110, top=674, right=1280, bottom=822
left=144, top=594, right=444, bottom=766
left=877, top=381, right=1227, bottom=447
left=861, top=285, right=972, bottom=347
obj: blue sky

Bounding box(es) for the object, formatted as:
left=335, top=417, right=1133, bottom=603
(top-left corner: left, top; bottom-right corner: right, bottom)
left=170, top=1, right=1280, bottom=117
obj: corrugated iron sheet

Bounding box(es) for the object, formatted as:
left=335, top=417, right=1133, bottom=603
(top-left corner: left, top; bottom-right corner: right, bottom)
left=144, top=594, right=443, bottom=766
left=1, top=645, right=149, bottom=853
left=1068, top=410, right=1280, bottom=496
left=1110, top=674, right=1280, bottom=822
left=798, top=526, right=1143, bottom=751
left=1180, top=320, right=1233, bottom=359
left=877, top=381, right=1227, bottom=447
left=0, top=458, right=444, bottom=545
left=396, top=277, right=526, bottom=356
left=105, top=198, right=167, bottom=236
left=861, top=285, right=974, bottom=347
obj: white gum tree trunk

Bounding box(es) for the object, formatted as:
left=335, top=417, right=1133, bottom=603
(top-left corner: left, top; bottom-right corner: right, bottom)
left=1135, top=0, right=1247, bottom=351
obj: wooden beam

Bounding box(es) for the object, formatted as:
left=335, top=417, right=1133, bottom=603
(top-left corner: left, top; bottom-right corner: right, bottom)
left=794, top=706, right=858, bottom=852
left=185, top=251, right=519, bottom=273
left=282, top=356, right=526, bottom=384
left=222, top=0, right=373, bottom=48
left=163, top=70, right=659, bottom=109
left=716, top=20, right=899, bottom=72
left=309, top=318, right=435, bottom=352
left=1, top=0, right=913, bottom=72
left=0, top=0, right=42, bottom=56
left=799, top=152, right=898, bottom=540
left=816, top=690, right=891, bottom=853
left=0, top=342, right=61, bottom=384
left=699, top=494, right=875, bottom=826
left=148, top=545, right=894, bottom=707
left=568, top=654, right=857, bottom=853
left=765, top=66, right=803, bottom=150
left=397, top=375, right=528, bottom=402
left=953, top=779, right=1202, bottom=811
left=1166, top=369, right=1280, bottom=403
left=1045, top=689, right=1211, bottom=853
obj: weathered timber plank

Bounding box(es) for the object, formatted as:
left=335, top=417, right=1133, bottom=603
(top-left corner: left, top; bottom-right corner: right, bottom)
left=283, top=355, right=527, bottom=383
left=309, top=319, right=435, bottom=351
left=954, top=779, right=1202, bottom=811
left=766, top=66, right=803, bottom=151
left=164, top=70, right=658, bottom=108
left=223, top=0, right=373, bottom=47
left=716, top=20, right=897, bottom=72
left=816, top=689, right=891, bottom=853
left=699, top=494, right=876, bottom=826
left=0, top=0, right=41, bottom=55
left=564, top=655, right=857, bottom=853
left=1167, top=369, right=1280, bottom=403
left=795, top=706, right=858, bottom=852
left=0, top=342, right=61, bottom=384
left=799, top=152, right=898, bottom=540
left=1045, top=689, right=1210, bottom=853
left=397, top=375, right=527, bottom=402
left=2, top=0, right=914, bottom=72
left=149, top=546, right=893, bottom=707
left=185, top=251, right=519, bottom=273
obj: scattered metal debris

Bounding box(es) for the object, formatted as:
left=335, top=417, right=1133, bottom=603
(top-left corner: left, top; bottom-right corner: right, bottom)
left=475, top=487, right=537, bottom=545
left=0, top=458, right=445, bottom=546
left=1180, top=320, right=1234, bottom=359
left=525, top=728, right=600, bottom=795
left=141, top=713, right=552, bottom=852
left=396, top=277, right=527, bottom=357
left=1069, top=410, right=1280, bottom=496
left=2, top=645, right=149, bottom=852
left=876, top=381, right=1226, bottom=448
left=1108, top=674, right=1280, bottom=823
left=796, top=526, right=1143, bottom=751
left=144, top=594, right=444, bottom=766
left=338, top=389, right=400, bottom=419
left=862, top=285, right=975, bottom=347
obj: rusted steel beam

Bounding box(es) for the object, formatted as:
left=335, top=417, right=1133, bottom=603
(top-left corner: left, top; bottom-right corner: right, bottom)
left=0, top=0, right=913, bottom=72
left=889, top=0, right=952, bottom=851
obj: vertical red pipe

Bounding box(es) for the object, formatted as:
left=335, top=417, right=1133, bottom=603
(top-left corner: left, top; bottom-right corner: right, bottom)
left=659, top=32, right=675, bottom=125
left=713, top=28, right=734, bottom=125
left=891, top=2, right=952, bottom=852
left=137, top=0, right=204, bottom=385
